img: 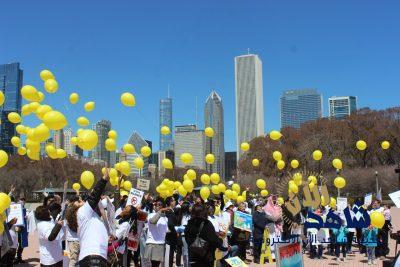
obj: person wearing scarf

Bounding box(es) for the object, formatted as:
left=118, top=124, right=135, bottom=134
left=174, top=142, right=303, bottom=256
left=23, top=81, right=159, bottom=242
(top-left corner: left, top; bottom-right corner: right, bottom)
left=263, top=195, right=283, bottom=260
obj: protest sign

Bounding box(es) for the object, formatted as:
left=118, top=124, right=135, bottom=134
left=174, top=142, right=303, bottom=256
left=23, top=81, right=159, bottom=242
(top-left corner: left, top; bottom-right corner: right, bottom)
left=336, top=197, right=348, bottom=212
left=137, top=178, right=150, bottom=191
left=389, top=190, right=400, bottom=208
left=7, top=203, right=24, bottom=226
left=127, top=188, right=144, bottom=207
left=233, top=211, right=252, bottom=232
left=276, top=241, right=304, bottom=267
left=364, top=193, right=372, bottom=207
left=225, top=256, right=248, bottom=267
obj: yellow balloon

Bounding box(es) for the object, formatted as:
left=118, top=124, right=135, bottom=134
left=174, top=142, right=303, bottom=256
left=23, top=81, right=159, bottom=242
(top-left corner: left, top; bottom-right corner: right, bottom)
left=260, top=189, right=269, bottom=197
left=36, top=105, right=53, bottom=120
left=237, top=195, right=245, bottom=203
left=332, top=158, right=343, bottom=170
left=44, top=79, right=58, bottom=93
left=232, top=183, right=240, bottom=194
left=105, top=138, right=116, bottom=151
left=33, top=123, right=51, bottom=142
left=290, top=159, right=299, bottom=169
left=186, top=169, right=196, bottom=180
left=21, top=85, right=40, bottom=102
left=289, top=183, right=299, bottom=194
left=277, top=197, right=284, bottom=205
left=120, top=92, right=136, bottom=107
left=11, top=136, right=21, bottom=147
left=72, top=183, right=81, bottom=191
left=200, top=174, right=210, bottom=185
left=277, top=160, right=285, bottom=170
left=40, top=70, right=55, bottom=81
left=110, top=176, right=119, bottom=187
left=56, top=149, right=67, bottom=159
left=330, top=197, right=337, bottom=208
left=240, top=142, right=250, bottom=151
left=200, top=187, right=210, bottom=200
left=272, top=151, right=282, bottom=161
left=0, top=91, right=4, bottom=106
left=29, top=102, right=40, bottom=113
left=204, top=127, right=214, bottom=138
left=123, top=143, right=135, bottom=154
left=178, top=185, right=187, bottom=197
left=308, top=175, right=317, bottom=184
left=231, top=191, right=239, bottom=200
left=312, top=150, right=323, bottom=161
left=17, top=147, right=27, bottom=155
left=205, top=154, right=215, bottom=164
left=218, top=183, right=226, bottom=193
left=123, top=181, right=132, bottom=191
left=38, top=92, right=45, bottom=102
left=381, top=141, right=390, bottom=150
left=45, top=144, right=58, bottom=159
left=7, top=112, right=21, bottom=124
left=293, top=172, right=303, bottom=186
left=269, top=130, right=282, bottom=141
left=162, top=158, right=173, bottom=169
left=356, top=140, right=367, bottom=151
left=133, top=157, right=144, bottom=169
left=0, top=151, right=8, bottom=168
left=224, top=189, right=233, bottom=199
left=252, top=158, right=260, bottom=167
left=81, top=171, right=95, bottom=189
left=84, top=101, right=95, bottom=112
left=334, top=176, right=346, bottom=189
left=211, top=185, right=220, bottom=195
left=77, top=129, right=98, bottom=150
left=183, top=179, right=194, bottom=193
left=69, top=93, right=79, bottom=104
left=256, top=179, right=266, bottom=189
left=173, top=181, right=181, bottom=189
left=77, top=116, right=90, bottom=127
left=0, top=193, right=11, bottom=213
left=180, top=153, right=193, bottom=165
left=109, top=168, right=118, bottom=179
left=16, top=125, right=26, bottom=135
left=370, top=211, right=385, bottom=229
left=21, top=104, right=32, bottom=116
left=43, top=111, right=68, bottom=130
left=71, top=136, right=78, bottom=145
left=160, top=126, right=170, bottom=135
left=108, top=130, right=118, bottom=139
left=119, top=161, right=131, bottom=176
left=140, top=146, right=152, bottom=157
left=309, top=182, right=315, bottom=189
left=210, top=173, right=220, bottom=184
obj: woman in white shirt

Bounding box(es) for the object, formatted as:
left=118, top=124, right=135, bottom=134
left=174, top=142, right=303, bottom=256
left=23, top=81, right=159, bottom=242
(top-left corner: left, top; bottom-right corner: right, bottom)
left=35, top=205, right=64, bottom=267
left=144, top=199, right=169, bottom=267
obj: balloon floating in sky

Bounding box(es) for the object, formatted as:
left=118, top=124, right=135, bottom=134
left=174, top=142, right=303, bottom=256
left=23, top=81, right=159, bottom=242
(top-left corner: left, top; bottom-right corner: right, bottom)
left=180, top=153, right=193, bottom=165
left=42, top=111, right=68, bottom=130
left=77, top=116, right=90, bottom=127
left=123, top=143, right=135, bottom=154
left=205, top=154, right=215, bottom=164
left=256, top=179, right=266, bottom=189
left=332, top=158, right=343, bottom=170
left=334, top=176, right=346, bottom=189
left=8, top=112, right=21, bottom=124
left=120, top=92, right=136, bottom=107
left=272, top=151, right=282, bottom=161
left=108, top=130, right=118, bottom=140
left=261, top=189, right=269, bottom=197
left=84, top=101, right=95, bottom=112
left=81, top=171, right=94, bottom=189
left=40, top=70, right=55, bottom=81
left=312, top=150, right=323, bottom=161
left=0, top=150, right=8, bottom=168
left=105, top=138, right=116, bottom=151
left=162, top=158, right=173, bottom=169
left=252, top=158, right=259, bottom=167
left=161, top=126, right=170, bottom=135
left=77, top=129, right=98, bottom=151
left=200, top=174, right=210, bottom=185
left=69, top=93, right=79, bottom=105
left=44, top=79, right=58, bottom=93
left=277, top=160, right=285, bottom=170
left=269, top=130, right=282, bottom=141
left=21, top=85, right=40, bottom=102
left=72, top=183, right=81, bottom=191
left=204, top=127, right=214, bottom=138
left=240, top=142, right=250, bottom=151
left=0, top=91, right=4, bottom=106
left=290, top=159, right=299, bottom=169
left=356, top=140, right=367, bottom=151
left=381, top=141, right=390, bottom=150
left=140, top=146, right=152, bottom=157
left=133, top=157, right=144, bottom=169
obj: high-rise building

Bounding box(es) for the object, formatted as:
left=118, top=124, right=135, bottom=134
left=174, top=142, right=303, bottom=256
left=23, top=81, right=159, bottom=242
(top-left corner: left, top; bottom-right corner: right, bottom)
left=235, top=54, right=264, bottom=160
left=63, top=128, right=75, bottom=156
left=53, top=130, right=64, bottom=149
left=174, top=125, right=205, bottom=169
left=127, top=132, right=150, bottom=177
left=204, top=91, right=225, bottom=178
left=91, top=120, right=111, bottom=165
left=157, top=150, right=174, bottom=177
left=280, top=89, right=322, bottom=129
left=328, top=96, right=357, bottom=119
left=0, top=63, right=23, bottom=154
left=225, top=151, right=237, bottom=180
left=160, top=97, right=173, bottom=151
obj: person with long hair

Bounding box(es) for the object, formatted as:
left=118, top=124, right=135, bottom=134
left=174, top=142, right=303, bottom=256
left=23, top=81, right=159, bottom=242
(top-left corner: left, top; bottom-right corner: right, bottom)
left=65, top=201, right=80, bottom=267
left=35, top=205, right=64, bottom=267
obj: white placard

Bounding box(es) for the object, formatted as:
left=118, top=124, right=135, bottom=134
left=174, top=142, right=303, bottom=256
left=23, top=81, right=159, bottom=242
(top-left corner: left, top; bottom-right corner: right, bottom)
left=7, top=203, right=24, bottom=226
left=127, top=188, right=144, bottom=207
left=388, top=190, right=400, bottom=208
left=336, top=197, right=348, bottom=212
left=137, top=179, right=150, bottom=191
left=364, top=193, right=373, bottom=207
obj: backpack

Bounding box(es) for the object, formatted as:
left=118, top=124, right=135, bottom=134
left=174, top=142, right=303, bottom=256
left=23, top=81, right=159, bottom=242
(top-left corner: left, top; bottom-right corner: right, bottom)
left=189, top=221, right=212, bottom=261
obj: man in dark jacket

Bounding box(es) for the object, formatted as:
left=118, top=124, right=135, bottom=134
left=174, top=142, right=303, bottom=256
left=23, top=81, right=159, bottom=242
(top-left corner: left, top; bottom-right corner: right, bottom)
left=165, top=196, right=178, bottom=267
left=252, top=204, right=267, bottom=264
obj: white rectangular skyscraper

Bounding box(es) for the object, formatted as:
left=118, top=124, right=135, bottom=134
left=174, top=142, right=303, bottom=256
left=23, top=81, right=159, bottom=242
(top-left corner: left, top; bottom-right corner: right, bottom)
left=235, top=54, right=264, bottom=160
left=328, top=96, right=357, bottom=119
left=174, top=125, right=205, bottom=169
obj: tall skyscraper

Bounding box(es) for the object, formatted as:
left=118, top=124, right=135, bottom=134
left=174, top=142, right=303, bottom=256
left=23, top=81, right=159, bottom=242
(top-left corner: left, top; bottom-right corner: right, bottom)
left=224, top=151, right=237, bottom=180
left=91, top=120, right=111, bottom=165
left=63, top=128, right=75, bottom=156
left=53, top=129, right=64, bottom=149
left=328, top=96, right=357, bottom=119
left=126, top=131, right=150, bottom=177
left=174, top=125, right=205, bottom=169
left=0, top=63, right=23, bottom=154
left=204, top=91, right=225, bottom=178
left=160, top=97, right=173, bottom=151
left=280, top=89, right=322, bottom=129
left=235, top=54, right=264, bottom=160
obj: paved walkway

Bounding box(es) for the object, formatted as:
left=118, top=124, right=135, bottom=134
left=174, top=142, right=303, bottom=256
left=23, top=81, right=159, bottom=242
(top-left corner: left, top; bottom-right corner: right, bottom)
left=18, top=208, right=400, bottom=266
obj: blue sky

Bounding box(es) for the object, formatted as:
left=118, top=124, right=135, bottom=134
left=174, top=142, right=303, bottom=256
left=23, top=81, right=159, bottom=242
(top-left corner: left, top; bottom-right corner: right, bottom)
left=1, top=1, right=400, bottom=152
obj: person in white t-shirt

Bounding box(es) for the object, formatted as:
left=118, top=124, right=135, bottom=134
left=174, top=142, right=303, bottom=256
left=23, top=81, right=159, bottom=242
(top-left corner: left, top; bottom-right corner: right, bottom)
left=73, top=168, right=110, bottom=267
left=35, top=205, right=64, bottom=267
left=65, top=199, right=80, bottom=267
left=144, top=199, right=169, bottom=267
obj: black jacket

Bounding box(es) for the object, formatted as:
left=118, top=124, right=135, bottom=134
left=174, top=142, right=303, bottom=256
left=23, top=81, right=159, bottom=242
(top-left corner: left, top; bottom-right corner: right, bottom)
left=184, top=218, right=224, bottom=264
left=165, top=208, right=178, bottom=245
left=252, top=210, right=267, bottom=240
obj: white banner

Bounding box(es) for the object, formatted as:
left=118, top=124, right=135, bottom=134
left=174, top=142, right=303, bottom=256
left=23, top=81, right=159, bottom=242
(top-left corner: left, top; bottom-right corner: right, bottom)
left=137, top=179, right=150, bottom=191
left=127, top=188, right=144, bottom=207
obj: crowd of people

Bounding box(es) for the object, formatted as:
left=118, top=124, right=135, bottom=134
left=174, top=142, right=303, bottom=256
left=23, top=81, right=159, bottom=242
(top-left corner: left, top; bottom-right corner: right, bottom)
left=0, top=169, right=399, bottom=267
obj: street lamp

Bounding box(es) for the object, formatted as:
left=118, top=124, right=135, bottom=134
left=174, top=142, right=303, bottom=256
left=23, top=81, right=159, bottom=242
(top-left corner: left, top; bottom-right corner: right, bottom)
left=375, top=171, right=379, bottom=199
